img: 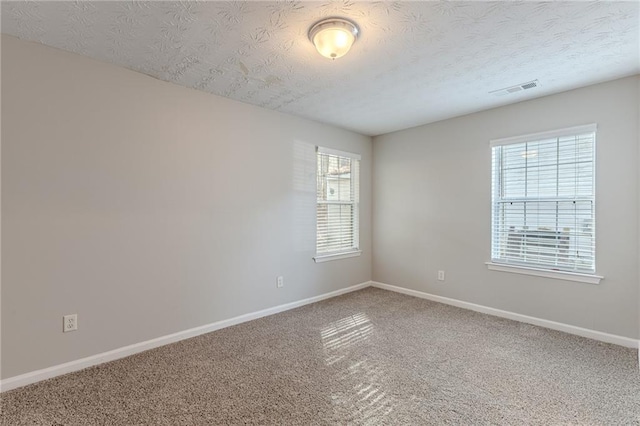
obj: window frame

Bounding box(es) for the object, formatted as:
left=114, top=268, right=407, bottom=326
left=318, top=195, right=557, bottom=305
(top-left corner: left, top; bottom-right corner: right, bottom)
left=314, top=146, right=361, bottom=263
left=487, top=124, right=603, bottom=284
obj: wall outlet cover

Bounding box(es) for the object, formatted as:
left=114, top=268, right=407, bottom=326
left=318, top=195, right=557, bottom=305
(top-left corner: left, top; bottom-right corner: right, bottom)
left=63, top=314, right=78, bottom=332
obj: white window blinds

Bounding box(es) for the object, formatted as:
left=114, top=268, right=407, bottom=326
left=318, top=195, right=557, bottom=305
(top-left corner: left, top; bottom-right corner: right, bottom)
left=316, top=147, right=360, bottom=256
left=491, top=124, right=596, bottom=273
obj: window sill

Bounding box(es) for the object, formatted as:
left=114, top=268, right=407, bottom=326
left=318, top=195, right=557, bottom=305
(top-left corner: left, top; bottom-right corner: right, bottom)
left=485, top=262, right=603, bottom=284
left=314, top=250, right=362, bottom=263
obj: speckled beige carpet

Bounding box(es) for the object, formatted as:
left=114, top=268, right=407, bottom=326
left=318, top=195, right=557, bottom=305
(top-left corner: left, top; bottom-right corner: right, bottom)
left=1, top=287, right=639, bottom=425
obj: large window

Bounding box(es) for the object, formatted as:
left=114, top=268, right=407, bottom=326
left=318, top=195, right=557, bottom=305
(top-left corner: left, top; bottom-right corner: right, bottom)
left=490, top=124, right=596, bottom=275
left=315, top=147, right=360, bottom=261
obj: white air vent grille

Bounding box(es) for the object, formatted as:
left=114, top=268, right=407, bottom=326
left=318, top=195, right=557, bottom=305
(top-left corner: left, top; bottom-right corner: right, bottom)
left=490, top=80, right=539, bottom=96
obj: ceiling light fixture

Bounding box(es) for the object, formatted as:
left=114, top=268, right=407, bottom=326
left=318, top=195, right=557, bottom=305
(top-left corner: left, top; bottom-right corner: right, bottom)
left=308, top=18, right=359, bottom=60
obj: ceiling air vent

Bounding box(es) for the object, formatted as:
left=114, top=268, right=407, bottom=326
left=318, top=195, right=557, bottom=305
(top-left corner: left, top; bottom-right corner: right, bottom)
left=490, top=80, right=539, bottom=97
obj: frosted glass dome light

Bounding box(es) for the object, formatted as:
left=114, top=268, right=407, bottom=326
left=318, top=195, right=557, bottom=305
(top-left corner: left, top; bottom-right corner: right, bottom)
left=309, top=18, right=359, bottom=60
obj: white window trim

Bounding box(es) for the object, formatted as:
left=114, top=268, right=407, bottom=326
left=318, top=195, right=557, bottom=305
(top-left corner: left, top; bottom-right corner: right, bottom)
left=490, top=123, right=597, bottom=147
left=317, top=146, right=361, bottom=161
left=489, top=123, right=598, bottom=279
left=486, top=262, right=603, bottom=284
left=315, top=146, right=360, bottom=262
left=314, top=250, right=362, bottom=263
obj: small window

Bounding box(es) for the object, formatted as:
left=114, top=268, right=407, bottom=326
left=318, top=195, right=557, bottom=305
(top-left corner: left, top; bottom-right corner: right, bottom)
left=315, top=147, right=360, bottom=261
left=490, top=124, right=596, bottom=274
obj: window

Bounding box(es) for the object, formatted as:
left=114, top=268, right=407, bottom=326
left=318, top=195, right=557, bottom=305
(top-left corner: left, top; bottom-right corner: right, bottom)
left=315, top=147, right=360, bottom=262
left=490, top=124, right=597, bottom=277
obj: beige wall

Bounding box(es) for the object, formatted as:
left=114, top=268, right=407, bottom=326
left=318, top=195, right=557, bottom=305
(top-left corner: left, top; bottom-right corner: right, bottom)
left=373, top=75, right=640, bottom=339
left=2, top=33, right=638, bottom=381
left=1, top=36, right=372, bottom=379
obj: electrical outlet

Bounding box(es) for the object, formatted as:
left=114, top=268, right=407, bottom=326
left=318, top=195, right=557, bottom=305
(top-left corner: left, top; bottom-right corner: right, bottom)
left=276, top=276, right=284, bottom=288
left=437, top=270, right=445, bottom=281
left=63, top=314, right=78, bottom=332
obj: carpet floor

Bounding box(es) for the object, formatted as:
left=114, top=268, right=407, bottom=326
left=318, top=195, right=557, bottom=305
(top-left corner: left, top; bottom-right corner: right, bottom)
left=1, top=287, right=639, bottom=425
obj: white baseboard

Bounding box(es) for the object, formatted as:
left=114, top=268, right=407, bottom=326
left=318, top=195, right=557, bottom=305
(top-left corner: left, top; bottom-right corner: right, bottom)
left=3, top=279, right=637, bottom=392
left=371, top=281, right=639, bottom=349
left=0, top=281, right=371, bottom=392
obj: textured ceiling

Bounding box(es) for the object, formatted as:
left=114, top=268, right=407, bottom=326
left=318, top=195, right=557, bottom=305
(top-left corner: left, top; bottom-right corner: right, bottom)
left=2, top=1, right=639, bottom=136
